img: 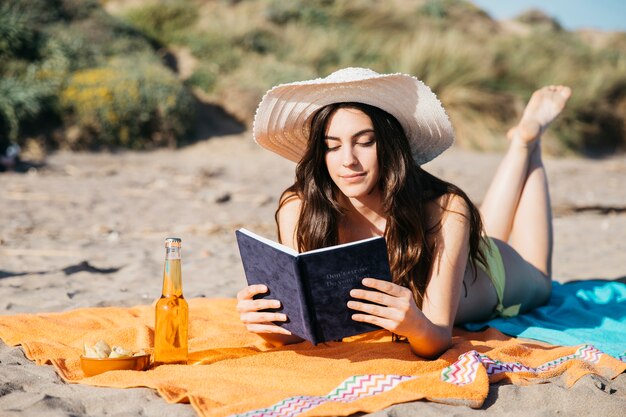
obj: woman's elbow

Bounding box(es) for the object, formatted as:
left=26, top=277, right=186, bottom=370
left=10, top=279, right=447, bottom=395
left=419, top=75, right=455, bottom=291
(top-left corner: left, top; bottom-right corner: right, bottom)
left=408, top=337, right=451, bottom=359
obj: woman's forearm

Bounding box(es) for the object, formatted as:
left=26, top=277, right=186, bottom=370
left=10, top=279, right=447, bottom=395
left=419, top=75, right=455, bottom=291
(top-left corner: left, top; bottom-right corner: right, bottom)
left=405, top=321, right=452, bottom=359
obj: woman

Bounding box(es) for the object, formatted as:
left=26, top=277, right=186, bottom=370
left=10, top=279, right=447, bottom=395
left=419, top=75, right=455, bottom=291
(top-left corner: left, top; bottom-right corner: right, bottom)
left=237, top=68, right=571, bottom=358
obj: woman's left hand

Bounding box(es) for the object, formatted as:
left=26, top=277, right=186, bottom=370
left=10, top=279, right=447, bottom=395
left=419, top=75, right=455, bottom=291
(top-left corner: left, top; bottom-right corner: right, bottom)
left=347, top=278, right=425, bottom=338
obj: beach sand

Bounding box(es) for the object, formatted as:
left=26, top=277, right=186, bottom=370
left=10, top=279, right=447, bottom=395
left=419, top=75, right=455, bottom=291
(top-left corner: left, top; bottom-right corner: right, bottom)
left=1, top=133, right=625, bottom=416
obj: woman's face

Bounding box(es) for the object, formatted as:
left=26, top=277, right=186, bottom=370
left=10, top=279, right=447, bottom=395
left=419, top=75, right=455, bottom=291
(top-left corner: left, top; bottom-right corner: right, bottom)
left=324, top=107, right=380, bottom=200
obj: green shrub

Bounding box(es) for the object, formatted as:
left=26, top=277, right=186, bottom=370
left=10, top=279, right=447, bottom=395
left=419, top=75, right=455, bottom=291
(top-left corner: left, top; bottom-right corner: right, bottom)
left=59, top=56, right=195, bottom=149
left=187, top=63, right=219, bottom=93
left=264, top=0, right=332, bottom=26
left=123, top=0, right=199, bottom=43
left=0, top=3, right=34, bottom=58
left=421, top=0, right=448, bottom=19
left=0, top=67, right=57, bottom=141
left=274, top=23, right=381, bottom=74
left=179, top=31, right=242, bottom=71
left=239, top=28, right=278, bottom=55
left=0, top=0, right=189, bottom=151
left=43, top=11, right=155, bottom=69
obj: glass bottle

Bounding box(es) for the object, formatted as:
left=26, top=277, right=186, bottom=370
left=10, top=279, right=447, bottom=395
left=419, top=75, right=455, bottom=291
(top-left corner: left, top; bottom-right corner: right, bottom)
left=154, top=237, right=188, bottom=365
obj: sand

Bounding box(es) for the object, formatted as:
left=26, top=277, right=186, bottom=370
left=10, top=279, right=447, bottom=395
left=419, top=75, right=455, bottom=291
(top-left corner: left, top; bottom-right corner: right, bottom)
left=1, top=133, right=625, bottom=416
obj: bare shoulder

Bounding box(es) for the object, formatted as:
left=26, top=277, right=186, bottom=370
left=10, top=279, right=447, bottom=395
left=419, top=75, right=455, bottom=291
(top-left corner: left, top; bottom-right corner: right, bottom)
left=277, top=192, right=302, bottom=249
left=426, top=193, right=472, bottom=230
left=277, top=192, right=302, bottom=219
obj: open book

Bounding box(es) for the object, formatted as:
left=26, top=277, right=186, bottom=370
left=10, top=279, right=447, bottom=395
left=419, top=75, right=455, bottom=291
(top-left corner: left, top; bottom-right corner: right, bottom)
left=235, top=228, right=392, bottom=345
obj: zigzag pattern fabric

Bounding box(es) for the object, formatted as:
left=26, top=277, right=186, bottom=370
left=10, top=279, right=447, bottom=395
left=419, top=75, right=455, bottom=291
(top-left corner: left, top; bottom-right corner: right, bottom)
left=234, top=344, right=612, bottom=417
left=441, top=344, right=603, bottom=386
left=440, top=349, right=483, bottom=386
left=233, top=343, right=621, bottom=416
left=232, top=374, right=415, bottom=417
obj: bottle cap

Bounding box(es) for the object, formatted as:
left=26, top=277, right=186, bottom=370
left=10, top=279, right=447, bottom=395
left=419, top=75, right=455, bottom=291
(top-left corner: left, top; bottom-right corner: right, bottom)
left=165, top=237, right=182, bottom=247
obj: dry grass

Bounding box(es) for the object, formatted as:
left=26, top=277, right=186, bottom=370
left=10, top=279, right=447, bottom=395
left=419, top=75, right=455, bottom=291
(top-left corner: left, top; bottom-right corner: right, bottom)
left=3, top=0, right=624, bottom=155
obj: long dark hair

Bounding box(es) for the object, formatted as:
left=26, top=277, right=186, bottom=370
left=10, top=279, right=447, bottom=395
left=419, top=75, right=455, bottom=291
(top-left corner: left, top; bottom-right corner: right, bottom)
left=276, top=102, right=486, bottom=307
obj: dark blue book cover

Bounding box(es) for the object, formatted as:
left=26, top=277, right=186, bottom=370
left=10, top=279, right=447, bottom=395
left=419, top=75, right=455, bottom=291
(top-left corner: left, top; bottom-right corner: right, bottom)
left=235, top=228, right=392, bottom=345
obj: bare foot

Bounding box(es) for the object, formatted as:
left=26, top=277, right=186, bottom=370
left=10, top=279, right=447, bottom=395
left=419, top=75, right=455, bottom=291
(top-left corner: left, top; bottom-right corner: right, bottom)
left=507, top=85, right=572, bottom=147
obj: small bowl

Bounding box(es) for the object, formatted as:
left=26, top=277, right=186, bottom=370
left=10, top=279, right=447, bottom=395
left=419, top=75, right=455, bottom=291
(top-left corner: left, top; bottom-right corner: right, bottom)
left=80, top=354, right=151, bottom=377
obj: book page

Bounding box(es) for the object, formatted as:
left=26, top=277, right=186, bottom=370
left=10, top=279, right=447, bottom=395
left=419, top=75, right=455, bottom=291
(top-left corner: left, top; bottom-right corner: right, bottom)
left=304, top=236, right=383, bottom=255
left=237, top=228, right=298, bottom=256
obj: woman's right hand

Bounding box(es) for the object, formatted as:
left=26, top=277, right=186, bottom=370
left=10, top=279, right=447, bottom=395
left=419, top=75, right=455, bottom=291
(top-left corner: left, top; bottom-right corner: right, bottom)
left=236, top=284, right=291, bottom=335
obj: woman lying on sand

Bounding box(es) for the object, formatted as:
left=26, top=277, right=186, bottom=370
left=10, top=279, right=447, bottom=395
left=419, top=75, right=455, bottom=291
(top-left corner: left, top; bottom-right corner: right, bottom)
left=237, top=67, right=571, bottom=358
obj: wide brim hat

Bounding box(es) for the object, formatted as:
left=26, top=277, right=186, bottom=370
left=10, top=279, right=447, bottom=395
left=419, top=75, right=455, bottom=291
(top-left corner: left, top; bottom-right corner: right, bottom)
left=253, top=67, right=455, bottom=165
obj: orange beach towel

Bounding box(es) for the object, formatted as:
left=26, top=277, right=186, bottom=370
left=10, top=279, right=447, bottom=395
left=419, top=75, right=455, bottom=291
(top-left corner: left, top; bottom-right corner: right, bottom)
left=0, top=298, right=624, bottom=417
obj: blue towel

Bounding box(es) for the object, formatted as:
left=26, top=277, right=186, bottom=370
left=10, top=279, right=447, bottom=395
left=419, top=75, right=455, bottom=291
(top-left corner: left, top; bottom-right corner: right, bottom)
left=464, top=280, right=626, bottom=359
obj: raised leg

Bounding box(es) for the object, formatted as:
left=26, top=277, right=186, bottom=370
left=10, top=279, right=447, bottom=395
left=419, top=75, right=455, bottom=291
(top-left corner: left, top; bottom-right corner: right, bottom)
left=480, top=86, right=571, bottom=277
left=508, top=142, right=553, bottom=277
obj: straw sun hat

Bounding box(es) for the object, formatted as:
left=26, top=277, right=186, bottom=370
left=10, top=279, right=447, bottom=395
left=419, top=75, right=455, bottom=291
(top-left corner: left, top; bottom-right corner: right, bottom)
left=253, top=67, right=455, bottom=165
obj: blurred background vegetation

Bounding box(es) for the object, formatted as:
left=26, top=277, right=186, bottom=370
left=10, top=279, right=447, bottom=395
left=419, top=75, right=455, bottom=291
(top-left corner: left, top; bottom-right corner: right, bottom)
left=1, top=0, right=625, bottom=159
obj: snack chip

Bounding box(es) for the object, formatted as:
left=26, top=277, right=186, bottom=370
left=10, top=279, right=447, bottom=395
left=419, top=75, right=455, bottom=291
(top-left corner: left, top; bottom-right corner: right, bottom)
left=94, top=340, right=112, bottom=358
left=83, top=340, right=141, bottom=358
left=83, top=343, right=99, bottom=359
left=109, top=346, right=132, bottom=358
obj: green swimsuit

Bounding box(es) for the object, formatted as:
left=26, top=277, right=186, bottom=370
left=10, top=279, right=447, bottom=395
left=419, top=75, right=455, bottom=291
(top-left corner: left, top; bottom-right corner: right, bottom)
left=478, top=237, right=521, bottom=318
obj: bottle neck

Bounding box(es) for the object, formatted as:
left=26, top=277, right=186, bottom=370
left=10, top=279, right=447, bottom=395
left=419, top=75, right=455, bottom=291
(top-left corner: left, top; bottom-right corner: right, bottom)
left=162, top=246, right=183, bottom=297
